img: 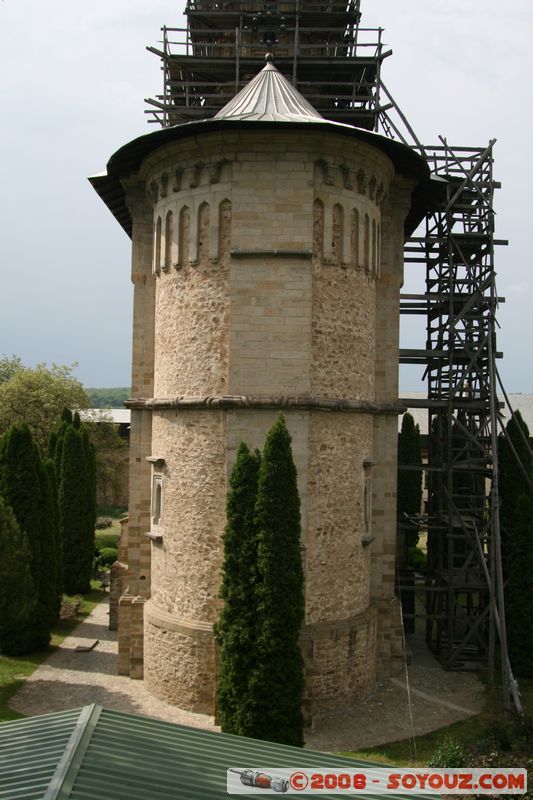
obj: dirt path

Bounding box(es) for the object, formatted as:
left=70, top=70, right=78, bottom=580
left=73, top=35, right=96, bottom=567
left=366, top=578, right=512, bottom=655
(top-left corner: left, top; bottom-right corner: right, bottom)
left=10, top=599, right=485, bottom=751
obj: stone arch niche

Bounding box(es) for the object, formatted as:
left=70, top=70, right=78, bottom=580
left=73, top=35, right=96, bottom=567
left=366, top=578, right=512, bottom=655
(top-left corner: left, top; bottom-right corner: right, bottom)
left=351, top=207, right=360, bottom=268
left=197, top=201, right=210, bottom=264
left=153, top=216, right=162, bottom=275
left=177, top=205, right=190, bottom=268
left=372, top=218, right=377, bottom=276
left=218, top=198, right=232, bottom=261
left=332, top=203, right=344, bottom=266
left=164, top=210, right=173, bottom=272
left=313, top=198, right=324, bottom=262
left=363, top=213, right=370, bottom=271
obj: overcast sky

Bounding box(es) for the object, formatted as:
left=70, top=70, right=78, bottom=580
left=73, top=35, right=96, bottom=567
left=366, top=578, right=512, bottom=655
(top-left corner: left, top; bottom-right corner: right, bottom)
left=1, top=0, right=531, bottom=392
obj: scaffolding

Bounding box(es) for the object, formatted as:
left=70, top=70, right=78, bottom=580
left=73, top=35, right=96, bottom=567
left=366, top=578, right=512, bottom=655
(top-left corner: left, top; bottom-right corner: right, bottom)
left=145, top=0, right=392, bottom=129
left=145, top=1, right=522, bottom=711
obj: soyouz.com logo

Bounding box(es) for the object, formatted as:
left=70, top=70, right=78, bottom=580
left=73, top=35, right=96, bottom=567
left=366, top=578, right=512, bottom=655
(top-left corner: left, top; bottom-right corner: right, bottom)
left=227, top=767, right=527, bottom=794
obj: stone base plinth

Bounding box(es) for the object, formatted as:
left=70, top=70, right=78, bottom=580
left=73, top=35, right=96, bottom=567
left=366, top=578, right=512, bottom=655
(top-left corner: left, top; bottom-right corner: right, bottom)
left=143, top=602, right=216, bottom=715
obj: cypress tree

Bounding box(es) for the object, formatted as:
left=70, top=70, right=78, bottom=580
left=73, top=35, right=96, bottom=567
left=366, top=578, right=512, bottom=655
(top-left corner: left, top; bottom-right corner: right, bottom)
left=506, top=493, right=533, bottom=677
left=397, top=412, right=423, bottom=551
left=248, top=415, right=305, bottom=747
left=0, top=495, right=36, bottom=655
left=36, top=461, right=59, bottom=628
left=215, top=443, right=261, bottom=735
left=48, top=430, right=57, bottom=460
left=61, top=407, right=73, bottom=425
left=80, top=426, right=97, bottom=580
left=41, top=458, right=62, bottom=623
left=60, top=426, right=91, bottom=594
left=51, top=419, right=69, bottom=485
left=0, top=424, right=51, bottom=650
left=498, top=411, right=532, bottom=576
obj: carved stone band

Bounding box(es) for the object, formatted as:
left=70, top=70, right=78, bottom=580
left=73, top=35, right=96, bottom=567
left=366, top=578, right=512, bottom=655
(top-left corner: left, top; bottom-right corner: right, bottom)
left=230, top=248, right=312, bottom=259
left=125, top=394, right=406, bottom=415
left=145, top=602, right=213, bottom=639
left=145, top=600, right=375, bottom=641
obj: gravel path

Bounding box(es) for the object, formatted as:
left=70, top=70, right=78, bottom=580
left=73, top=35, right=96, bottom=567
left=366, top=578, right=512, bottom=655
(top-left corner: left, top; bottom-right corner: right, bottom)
left=10, top=599, right=485, bottom=751
left=9, top=599, right=217, bottom=732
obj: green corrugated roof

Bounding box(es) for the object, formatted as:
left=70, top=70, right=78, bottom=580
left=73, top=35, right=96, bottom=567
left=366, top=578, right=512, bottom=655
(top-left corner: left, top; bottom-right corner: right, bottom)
left=0, top=705, right=419, bottom=800
left=0, top=708, right=82, bottom=800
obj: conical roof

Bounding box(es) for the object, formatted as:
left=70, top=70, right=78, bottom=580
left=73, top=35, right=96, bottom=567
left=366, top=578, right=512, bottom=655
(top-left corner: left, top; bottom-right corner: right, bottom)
left=90, top=58, right=432, bottom=238
left=214, top=59, right=324, bottom=123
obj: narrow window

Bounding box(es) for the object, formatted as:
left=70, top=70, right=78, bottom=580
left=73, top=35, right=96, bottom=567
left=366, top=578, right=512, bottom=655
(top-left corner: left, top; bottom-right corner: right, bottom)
left=372, top=218, right=377, bottom=275
left=151, top=474, right=163, bottom=527
left=332, top=203, right=343, bottom=266
left=218, top=198, right=232, bottom=261
left=164, top=210, right=173, bottom=271
left=362, top=460, right=374, bottom=542
left=313, top=198, right=324, bottom=262
left=351, top=207, right=360, bottom=268
left=178, top=205, right=190, bottom=267
left=376, top=222, right=381, bottom=277
left=363, top=213, right=370, bottom=271
left=198, top=201, right=210, bottom=263
left=154, top=216, right=162, bottom=275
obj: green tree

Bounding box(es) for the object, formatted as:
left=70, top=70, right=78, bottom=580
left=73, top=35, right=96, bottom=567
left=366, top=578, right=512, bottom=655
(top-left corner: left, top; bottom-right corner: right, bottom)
left=0, top=361, right=88, bottom=450
left=498, top=411, right=532, bottom=576
left=86, top=387, right=130, bottom=408
left=0, top=354, right=23, bottom=384
left=506, top=493, right=533, bottom=677
left=215, top=443, right=261, bottom=735
left=248, top=415, right=305, bottom=747
left=0, top=424, right=51, bottom=650
left=397, top=412, right=423, bottom=551
left=0, top=495, right=36, bottom=655
left=59, top=426, right=92, bottom=594
left=83, top=414, right=127, bottom=505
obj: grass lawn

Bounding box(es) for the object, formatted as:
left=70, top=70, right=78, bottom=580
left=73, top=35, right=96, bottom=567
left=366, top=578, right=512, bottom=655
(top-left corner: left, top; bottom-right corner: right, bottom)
left=95, top=505, right=126, bottom=549
left=0, top=583, right=105, bottom=723
left=341, top=678, right=533, bottom=769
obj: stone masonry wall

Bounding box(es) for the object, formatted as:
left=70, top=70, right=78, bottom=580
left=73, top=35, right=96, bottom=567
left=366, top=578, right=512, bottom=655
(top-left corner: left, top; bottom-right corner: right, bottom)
left=143, top=410, right=227, bottom=708
left=305, top=412, right=373, bottom=625
left=122, top=128, right=415, bottom=715
left=148, top=410, right=227, bottom=622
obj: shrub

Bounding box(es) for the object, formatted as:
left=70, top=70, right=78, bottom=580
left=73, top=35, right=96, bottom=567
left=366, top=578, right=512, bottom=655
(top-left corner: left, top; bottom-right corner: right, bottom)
left=95, top=532, right=119, bottom=550
left=408, top=546, right=427, bottom=573
left=98, top=547, right=118, bottom=567
left=428, top=737, right=467, bottom=768
left=95, top=516, right=114, bottom=530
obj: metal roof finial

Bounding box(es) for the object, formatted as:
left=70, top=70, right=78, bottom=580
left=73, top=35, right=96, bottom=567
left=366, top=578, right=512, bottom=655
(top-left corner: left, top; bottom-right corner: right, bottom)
left=265, top=51, right=274, bottom=63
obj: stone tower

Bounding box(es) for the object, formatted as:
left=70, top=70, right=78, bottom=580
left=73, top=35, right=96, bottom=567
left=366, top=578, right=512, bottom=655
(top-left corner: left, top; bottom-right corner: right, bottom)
left=91, top=60, right=429, bottom=722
